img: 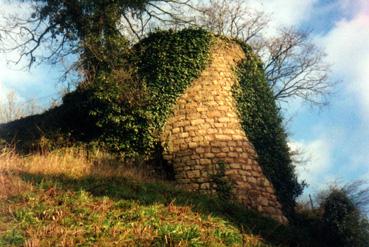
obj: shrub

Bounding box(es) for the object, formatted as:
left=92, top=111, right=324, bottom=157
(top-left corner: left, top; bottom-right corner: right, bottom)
left=0, top=30, right=304, bottom=221
left=320, top=188, right=369, bottom=246
left=210, top=162, right=233, bottom=201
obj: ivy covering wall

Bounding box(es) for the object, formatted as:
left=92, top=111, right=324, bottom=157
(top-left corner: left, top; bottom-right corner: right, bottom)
left=232, top=42, right=304, bottom=217
left=131, top=30, right=303, bottom=217
left=58, top=29, right=213, bottom=157
left=0, top=28, right=303, bottom=218
left=134, top=29, right=213, bottom=130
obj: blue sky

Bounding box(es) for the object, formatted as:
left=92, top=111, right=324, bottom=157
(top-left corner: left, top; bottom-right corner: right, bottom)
left=256, top=0, right=369, bottom=196
left=1, top=0, right=369, bottom=198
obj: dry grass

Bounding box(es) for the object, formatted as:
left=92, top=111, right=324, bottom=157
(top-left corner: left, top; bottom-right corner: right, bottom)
left=0, top=146, right=274, bottom=247
left=0, top=146, right=156, bottom=202
left=0, top=149, right=32, bottom=200
left=1, top=146, right=155, bottom=180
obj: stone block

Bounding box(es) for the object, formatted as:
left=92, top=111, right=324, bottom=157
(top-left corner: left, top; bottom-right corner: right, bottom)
left=230, top=164, right=241, bottom=169
left=218, top=117, right=230, bottom=123
left=266, top=187, right=275, bottom=193
left=185, top=126, right=196, bottom=131
left=197, top=107, right=207, bottom=112
left=187, top=170, right=200, bottom=178
left=180, top=143, right=188, bottom=149
left=200, top=183, right=211, bottom=190
left=228, top=152, right=239, bottom=158
left=223, top=129, right=236, bottom=135
left=259, top=197, right=269, bottom=206
left=225, top=170, right=238, bottom=175
left=215, top=134, right=232, bottom=141
left=160, top=39, right=287, bottom=224
left=180, top=132, right=189, bottom=138
left=215, top=152, right=227, bottom=158
left=204, top=153, right=215, bottom=158
left=191, top=119, right=205, bottom=125
left=172, top=128, right=181, bottom=134
left=214, top=123, right=225, bottom=128
left=188, top=142, right=198, bottom=148
left=207, top=128, right=218, bottom=134
left=192, top=136, right=204, bottom=143
left=227, top=141, right=237, bottom=147
left=212, top=141, right=227, bottom=147
left=207, top=111, right=222, bottom=118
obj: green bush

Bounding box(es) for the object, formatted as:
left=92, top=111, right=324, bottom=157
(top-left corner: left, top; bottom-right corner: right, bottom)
left=0, top=29, right=303, bottom=221
left=290, top=185, right=369, bottom=247
left=210, top=162, right=233, bottom=201
left=321, top=189, right=369, bottom=246
left=54, top=28, right=213, bottom=158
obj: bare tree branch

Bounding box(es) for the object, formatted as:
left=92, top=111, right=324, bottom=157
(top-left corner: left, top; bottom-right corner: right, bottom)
left=191, top=0, right=334, bottom=106
left=0, top=0, right=335, bottom=106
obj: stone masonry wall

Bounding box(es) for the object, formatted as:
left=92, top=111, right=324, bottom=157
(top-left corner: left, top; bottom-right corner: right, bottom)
left=161, top=39, right=288, bottom=224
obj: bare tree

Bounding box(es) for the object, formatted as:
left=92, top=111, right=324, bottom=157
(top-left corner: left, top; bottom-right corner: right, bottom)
left=0, top=91, right=43, bottom=123
left=0, top=92, right=22, bottom=123
left=196, top=0, right=269, bottom=43
left=193, top=0, right=334, bottom=106
left=261, top=28, right=333, bottom=105
left=0, top=1, right=78, bottom=69
left=119, top=0, right=198, bottom=42
left=0, top=0, right=334, bottom=105
left=0, top=0, right=198, bottom=68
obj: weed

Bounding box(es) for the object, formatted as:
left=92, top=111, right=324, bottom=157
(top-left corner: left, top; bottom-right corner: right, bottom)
left=211, top=161, right=233, bottom=201
left=0, top=147, right=277, bottom=246
left=0, top=229, right=25, bottom=246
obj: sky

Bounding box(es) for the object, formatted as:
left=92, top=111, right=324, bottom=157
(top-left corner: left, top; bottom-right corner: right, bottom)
left=1, top=0, right=369, bottom=198
left=255, top=0, right=369, bottom=197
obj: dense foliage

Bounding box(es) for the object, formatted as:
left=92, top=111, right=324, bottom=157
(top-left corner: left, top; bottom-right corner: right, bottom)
left=320, top=189, right=369, bottom=246
left=61, top=73, right=155, bottom=156
left=0, top=28, right=302, bottom=221
left=133, top=29, right=213, bottom=130
left=291, top=187, right=369, bottom=247
left=0, top=29, right=303, bottom=218
left=60, top=30, right=304, bottom=218
left=59, top=29, right=213, bottom=157
left=24, top=0, right=151, bottom=68
left=233, top=43, right=304, bottom=218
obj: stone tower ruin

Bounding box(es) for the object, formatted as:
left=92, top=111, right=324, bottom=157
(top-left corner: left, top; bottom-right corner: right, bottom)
left=161, top=39, right=288, bottom=224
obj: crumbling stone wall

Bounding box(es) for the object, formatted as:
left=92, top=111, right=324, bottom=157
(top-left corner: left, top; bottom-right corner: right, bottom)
left=161, top=39, right=287, bottom=224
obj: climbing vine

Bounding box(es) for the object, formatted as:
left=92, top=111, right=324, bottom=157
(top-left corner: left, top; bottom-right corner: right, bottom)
left=1, top=28, right=303, bottom=218
left=134, top=29, right=213, bottom=130
left=232, top=42, right=304, bottom=218
left=61, top=28, right=214, bottom=157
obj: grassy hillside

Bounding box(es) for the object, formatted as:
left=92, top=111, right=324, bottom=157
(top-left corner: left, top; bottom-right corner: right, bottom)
left=0, top=147, right=291, bottom=247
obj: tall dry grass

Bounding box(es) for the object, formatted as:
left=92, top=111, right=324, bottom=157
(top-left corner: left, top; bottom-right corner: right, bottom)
left=0, top=146, right=157, bottom=200
left=0, top=146, right=273, bottom=247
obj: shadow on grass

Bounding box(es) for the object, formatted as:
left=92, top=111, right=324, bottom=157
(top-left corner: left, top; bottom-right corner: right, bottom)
left=16, top=171, right=300, bottom=246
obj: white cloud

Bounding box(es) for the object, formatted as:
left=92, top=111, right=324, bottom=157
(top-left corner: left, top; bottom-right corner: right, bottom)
left=338, top=0, right=369, bottom=16
left=289, top=137, right=333, bottom=192
left=0, top=81, right=12, bottom=101
left=317, top=12, right=369, bottom=121
left=248, top=0, right=317, bottom=35
left=262, top=0, right=317, bottom=27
